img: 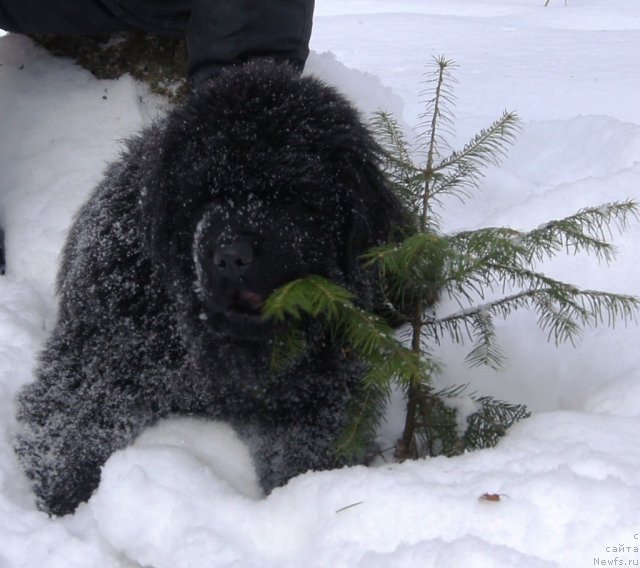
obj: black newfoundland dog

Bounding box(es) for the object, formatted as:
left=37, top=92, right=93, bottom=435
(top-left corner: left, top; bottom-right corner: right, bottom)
left=14, top=61, right=403, bottom=516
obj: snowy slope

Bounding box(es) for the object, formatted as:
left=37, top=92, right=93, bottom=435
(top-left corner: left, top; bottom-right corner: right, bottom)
left=2, top=1, right=640, bottom=566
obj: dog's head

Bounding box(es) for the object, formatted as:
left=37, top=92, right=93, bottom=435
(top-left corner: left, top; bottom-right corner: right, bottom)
left=142, top=61, right=403, bottom=341
left=191, top=189, right=349, bottom=339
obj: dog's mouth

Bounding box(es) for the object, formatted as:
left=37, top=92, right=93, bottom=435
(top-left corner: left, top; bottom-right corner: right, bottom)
left=207, top=289, right=271, bottom=340
left=201, top=285, right=280, bottom=340
left=231, top=290, right=266, bottom=316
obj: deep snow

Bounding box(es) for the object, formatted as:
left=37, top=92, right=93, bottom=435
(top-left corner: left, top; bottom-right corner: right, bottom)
left=2, top=1, right=640, bottom=566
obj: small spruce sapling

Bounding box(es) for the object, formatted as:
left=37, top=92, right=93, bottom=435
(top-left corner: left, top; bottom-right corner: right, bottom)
left=263, top=56, right=639, bottom=463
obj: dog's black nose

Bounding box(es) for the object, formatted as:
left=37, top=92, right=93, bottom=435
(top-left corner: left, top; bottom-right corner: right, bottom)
left=213, top=241, right=253, bottom=279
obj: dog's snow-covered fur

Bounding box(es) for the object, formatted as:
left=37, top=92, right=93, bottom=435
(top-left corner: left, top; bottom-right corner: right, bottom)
left=14, top=61, right=403, bottom=516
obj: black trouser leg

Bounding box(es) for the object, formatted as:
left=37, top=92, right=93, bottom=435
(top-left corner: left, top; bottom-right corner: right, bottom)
left=186, top=0, right=314, bottom=78
left=0, top=0, right=126, bottom=35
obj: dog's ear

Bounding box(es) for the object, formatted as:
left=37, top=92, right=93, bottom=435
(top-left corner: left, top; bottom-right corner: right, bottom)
left=138, top=133, right=200, bottom=294
left=342, top=158, right=405, bottom=276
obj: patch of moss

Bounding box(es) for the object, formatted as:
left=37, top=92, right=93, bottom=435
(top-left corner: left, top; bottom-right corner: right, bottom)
left=32, top=31, right=188, bottom=100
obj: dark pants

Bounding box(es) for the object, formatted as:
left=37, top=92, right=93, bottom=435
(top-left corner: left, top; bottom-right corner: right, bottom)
left=0, top=0, right=314, bottom=76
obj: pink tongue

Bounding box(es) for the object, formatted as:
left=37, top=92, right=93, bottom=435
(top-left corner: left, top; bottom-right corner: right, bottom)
left=239, top=291, right=265, bottom=311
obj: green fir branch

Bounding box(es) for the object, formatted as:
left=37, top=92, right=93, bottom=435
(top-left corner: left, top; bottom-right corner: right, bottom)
left=335, top=380, right=392, bottom=462
left=520, top=201, right=639, bottom=264
left=426, top=286, right=639, bottom=355
left=269, top=326, right=308, bottom=371
left=430, top=111, right=520, bottom=200
left=264, top=275, right=355, bottom=322
left=371, top=111, right=423, bottom=214
left=418, top=56, right=458, bottom=230
left=463, top=311, right=507, bottom=370
left=463, top=395, right=531, bottom=450
left=265, top=56, right=639, bottom=464
left=435, top=110, right=520, bottom=173
left=264, top=275, right=435, bottom=461
left=406, top=384, right=532, bottom=457
left=417, top=56, right=458, bottom=158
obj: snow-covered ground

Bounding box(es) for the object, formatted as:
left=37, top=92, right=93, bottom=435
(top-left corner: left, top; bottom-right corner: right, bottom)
left=2, top=1, right=640, bottom=566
